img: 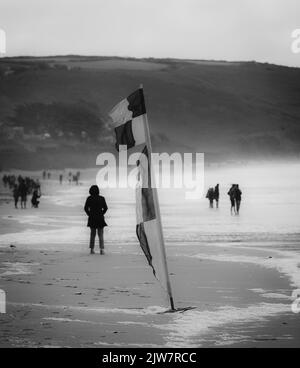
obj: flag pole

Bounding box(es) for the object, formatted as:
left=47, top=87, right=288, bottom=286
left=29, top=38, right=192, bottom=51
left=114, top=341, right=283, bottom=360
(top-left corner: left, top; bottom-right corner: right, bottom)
left=139, top=84, right=175, bottom=311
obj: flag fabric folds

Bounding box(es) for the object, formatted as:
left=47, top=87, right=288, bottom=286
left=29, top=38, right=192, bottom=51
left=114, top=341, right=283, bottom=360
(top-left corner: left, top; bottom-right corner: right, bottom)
left=109, top=88, right=146, bottom=151
left=135, top=146, right=167, bottom=288
left=109, top=87, right=169, bottom=297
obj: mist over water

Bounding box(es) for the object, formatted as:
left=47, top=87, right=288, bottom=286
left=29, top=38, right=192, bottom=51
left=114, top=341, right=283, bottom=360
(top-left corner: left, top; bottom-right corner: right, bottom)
left=1, top=161, right=300, bottom=257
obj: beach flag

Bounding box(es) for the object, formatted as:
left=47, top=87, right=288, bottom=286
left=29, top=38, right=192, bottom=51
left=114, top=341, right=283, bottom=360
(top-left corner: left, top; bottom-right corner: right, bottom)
left=136, top=146, right=162, bottom=278
left=109, top=86, right=175, bottom=310
left=109, top=88, right=146, bottom=151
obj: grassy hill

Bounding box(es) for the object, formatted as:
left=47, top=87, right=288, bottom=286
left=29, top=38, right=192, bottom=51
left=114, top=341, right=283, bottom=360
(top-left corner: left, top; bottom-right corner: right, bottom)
left=0, top=56, right=300, bottom=169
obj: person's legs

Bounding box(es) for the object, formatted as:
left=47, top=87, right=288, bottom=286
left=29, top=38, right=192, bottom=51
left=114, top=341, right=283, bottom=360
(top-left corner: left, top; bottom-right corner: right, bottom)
left=14, top=197, right=18, bottom=209
left=236, top=200, right=241, bottom=214
left=230, top=199, right=235, bottom=214
left=89, top=228, right=96, bottom=253
left=216, top=199, right=219, bottom=208
left=97, top=228, right=104, bottom=254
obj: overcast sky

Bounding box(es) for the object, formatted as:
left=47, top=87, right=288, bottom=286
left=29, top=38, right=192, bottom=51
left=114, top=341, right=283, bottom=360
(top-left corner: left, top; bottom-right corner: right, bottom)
left=1, top=0, right=300, bottom=66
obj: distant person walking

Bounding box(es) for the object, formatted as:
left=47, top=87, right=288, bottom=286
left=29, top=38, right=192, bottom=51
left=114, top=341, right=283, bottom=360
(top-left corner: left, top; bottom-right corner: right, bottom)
left=19, top=180, right=28, bottom=209
left=31, top=189, right=41, bottom=208
left=59, top=174, right=63, bottom=185
left=214, top=184, right=220, bottom=208
left=234, top=184, right=242, bottom=214
left=13, top=184, right=19, bottom=209
left=73, top=174, right=79, bottom=185
left=206, top=187, right=215, bottom=208
left=228, top=184, right=236, bottom=214
left=2, top=175, right=8, bottom=188
left=84, top=185, right=108, bottom=255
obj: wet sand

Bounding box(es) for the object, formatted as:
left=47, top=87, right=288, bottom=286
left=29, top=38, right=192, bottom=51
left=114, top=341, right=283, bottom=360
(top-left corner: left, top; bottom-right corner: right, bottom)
left=0, top=245, right=299, bottom=347
left=0, top=167, right=300, bottom=347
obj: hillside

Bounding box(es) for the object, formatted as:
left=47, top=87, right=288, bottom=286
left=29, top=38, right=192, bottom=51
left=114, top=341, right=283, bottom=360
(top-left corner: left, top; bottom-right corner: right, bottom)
left=0, top=56, right=300, bottom=169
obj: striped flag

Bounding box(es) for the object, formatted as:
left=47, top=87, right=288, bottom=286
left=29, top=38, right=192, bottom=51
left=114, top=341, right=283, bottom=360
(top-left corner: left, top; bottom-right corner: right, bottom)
left=109, top=87, right=175, bottom=310
left=135, top=146, right=168, bottom=288
left=109, top=88, right=146, bottom=151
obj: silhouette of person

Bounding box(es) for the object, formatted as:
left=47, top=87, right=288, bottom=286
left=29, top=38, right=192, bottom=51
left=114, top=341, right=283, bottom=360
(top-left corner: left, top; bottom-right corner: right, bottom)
left=206, top=187, right=214, bottom=208
left=59, top=174, right=63, bottom=185
left=84, top=185, right=108, bottom=254
left=31, top=189, right=41, bottom=208
left=234, top=184, right=242, bottom=214
left=228, top=184, right=236, bottom=214
left=13, top=184, right=19, bottom=209
left=214, top=184, right=220, bottom=208
left=19, top=180, right=28, bottom=209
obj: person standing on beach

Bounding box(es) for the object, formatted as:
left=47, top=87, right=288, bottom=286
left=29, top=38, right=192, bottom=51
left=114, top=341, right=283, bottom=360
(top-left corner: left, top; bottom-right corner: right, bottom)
left=13, top=184, right=19, bottom=209
left=214, top=184, right=220, bottom=208
left=206, top=187, right=215, bottom=208
left=19, top=180, right=28, bottom=209
left=228, top=184, right=236, bottom=214
left=59, top=174, right=63, bottom=185
left=234, top=184, right=242, bottom=214
left=84, top=185, right=108, bottom=255
left=31, top=189, right=41, bottom=208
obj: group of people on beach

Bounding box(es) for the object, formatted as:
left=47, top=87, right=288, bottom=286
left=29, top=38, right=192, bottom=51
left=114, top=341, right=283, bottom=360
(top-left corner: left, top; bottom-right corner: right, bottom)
left=206, top=184, right=220, bottom=208
left=206, top=183, right=242, bottom=214
left=68, top=171, right=80, bottom=185
left=3, top=174, right=41, bottom=209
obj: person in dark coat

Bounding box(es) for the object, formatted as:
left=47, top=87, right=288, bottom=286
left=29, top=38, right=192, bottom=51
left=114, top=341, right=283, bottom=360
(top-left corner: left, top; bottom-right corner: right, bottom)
left=31, top=189, right=41, bottom=208
left=206, top=187, right=214, bottom=208
left=233, top=184, right=242, bottom=214
left=13, top=184, right=19, bottom=209
left=228, top=184, right=236, bottom=214
left=84, top=185, right=108, bottom=254
left=19, top=180, right=28, bottom=209
left=214, top=184, right=220, bottom=208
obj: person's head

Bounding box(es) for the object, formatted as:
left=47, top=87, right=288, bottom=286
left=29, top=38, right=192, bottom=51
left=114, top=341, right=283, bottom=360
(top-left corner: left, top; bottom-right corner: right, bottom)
left=89, top=185, right=99, bottom=196
left=236, top=184, right=239, bottom=189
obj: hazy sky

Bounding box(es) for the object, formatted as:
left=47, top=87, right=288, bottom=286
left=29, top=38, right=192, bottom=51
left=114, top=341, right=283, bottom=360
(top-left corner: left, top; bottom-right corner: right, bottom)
left=1, top=0, right=300, bottom=66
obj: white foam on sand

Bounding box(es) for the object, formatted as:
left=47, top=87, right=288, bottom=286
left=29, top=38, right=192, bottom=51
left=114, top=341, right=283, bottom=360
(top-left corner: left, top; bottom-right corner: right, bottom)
left=0, top=227, right=86, bottom=249
left=93, top=341, right=164, bottom=348
left=249, top=289, right=292, bottom=300
left=157, top=302, right=290, bottom=347
left=191, top=251, right=300, bottom=289
left=42, top=317, right=116, bottom=326
left=8, top=302, right=168, bottom=315
left=0, top=262, right=39, bottom=277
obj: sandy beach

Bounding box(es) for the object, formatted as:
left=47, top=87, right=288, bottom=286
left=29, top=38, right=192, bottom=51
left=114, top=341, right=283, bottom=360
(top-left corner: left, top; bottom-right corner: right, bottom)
left=0, top=163, right=300, bottom=348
